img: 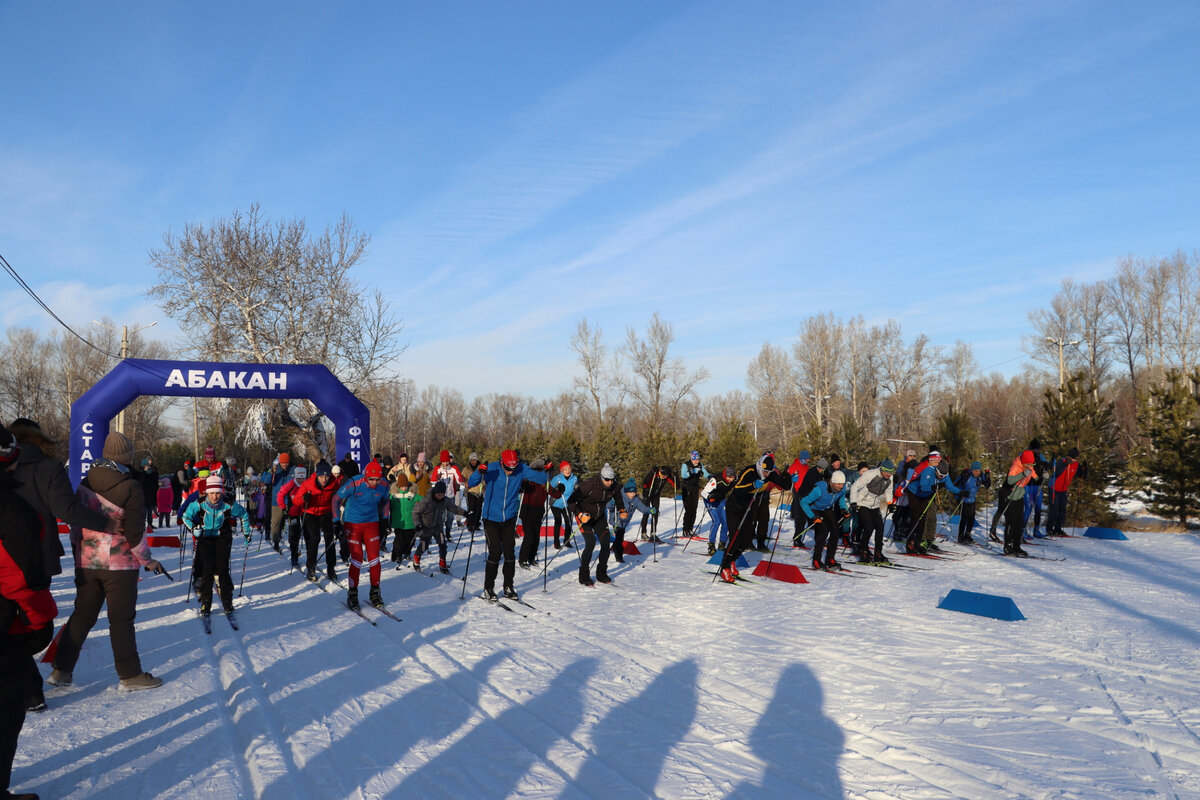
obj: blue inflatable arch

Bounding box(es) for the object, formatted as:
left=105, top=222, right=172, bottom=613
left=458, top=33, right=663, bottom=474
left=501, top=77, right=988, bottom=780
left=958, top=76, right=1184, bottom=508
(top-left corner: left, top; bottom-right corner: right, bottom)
left=69, top=358, right=370, bottom=487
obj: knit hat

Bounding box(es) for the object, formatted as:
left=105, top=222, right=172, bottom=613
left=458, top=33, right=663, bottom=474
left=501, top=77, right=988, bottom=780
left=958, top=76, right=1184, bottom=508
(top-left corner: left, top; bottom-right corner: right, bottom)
left=829, top=470, right=846, bottom=485
left=829, top=453, right=841, bottom=464
left=500, top=449, right=519, bottom=469
left=927, top=450, right=942, bottom=460
left=798, top=450, right=810, bottom=461
left=817, top=458, right=829, bottom=470
left=689, top=450, right=701, bottom=461
left=278, top=453, right=290, bottom=466
left=206, top=475, right=225, bottom=492
left=469, top=452, right=480, bottom=463
left=970, top=461, right=983, bottom=471
left=600, top=463, right=615, bottom=480
left=393, top=473, right=409, bottom=488
left=416, top=451, right=427, bottom=464
left=1068, top=447, right=1080, bottom=459
left=623, top=478, right=637, bottom=492
left=879, top=458, right=895, bottom=473
left=439, top=449, right=450, bottom=464
left=1019, top=450, right=1035, bottom=465
left=204, top=445, right=215, bottom=459
left=332, top=465, right=342, bottom=476
left=431, top=480, right=447, bottom=496
left=103, top=431, right=134, bottom=465
left=560, top=460, right=571, bottom=471
left=1029, top=439, right=1041, bottom=451
left=905, top=449, right=916, bottom=459
left=292, top=466, right=308, bottom=481
left=315, top=459, right=332, bottom=477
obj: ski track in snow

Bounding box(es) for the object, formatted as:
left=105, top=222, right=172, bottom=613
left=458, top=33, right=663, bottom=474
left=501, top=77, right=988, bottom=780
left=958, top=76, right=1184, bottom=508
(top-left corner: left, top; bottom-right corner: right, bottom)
left=13, top=509, right=1200, bottom=800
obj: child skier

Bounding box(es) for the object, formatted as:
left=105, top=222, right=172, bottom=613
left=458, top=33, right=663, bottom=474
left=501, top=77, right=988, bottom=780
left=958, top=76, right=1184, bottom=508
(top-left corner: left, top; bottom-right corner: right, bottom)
left=182, top=475, right=252, bottom=623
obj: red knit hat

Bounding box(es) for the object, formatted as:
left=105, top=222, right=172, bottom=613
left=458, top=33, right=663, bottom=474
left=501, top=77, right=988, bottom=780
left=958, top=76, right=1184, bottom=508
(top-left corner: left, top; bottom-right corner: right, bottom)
left=501, top=449, right=519, bottom=469
left=1019, top=450, right=1035, bottom=465
left=439, top=449, right=450, bottom=464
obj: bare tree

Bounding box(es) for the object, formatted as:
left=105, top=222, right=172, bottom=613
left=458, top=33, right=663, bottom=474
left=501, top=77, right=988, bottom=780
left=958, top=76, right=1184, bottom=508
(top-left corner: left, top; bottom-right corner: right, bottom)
left=941, top=341, right=978, bottom=413
left=746, top=343, right=801, bottom=449
left=1106, top=256, right=1148, bottom=391
left=622, top=312, right=709, bottom=431
left=146, top=204, right=405, bottom=456
left=792, top=313, right=845, bottom=429
left=569, top=318, right=614, bottom=428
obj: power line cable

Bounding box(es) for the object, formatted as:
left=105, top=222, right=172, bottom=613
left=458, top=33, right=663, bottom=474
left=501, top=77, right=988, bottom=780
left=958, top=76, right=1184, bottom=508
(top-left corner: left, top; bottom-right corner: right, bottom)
left=0, top=250, right=122, bottom=359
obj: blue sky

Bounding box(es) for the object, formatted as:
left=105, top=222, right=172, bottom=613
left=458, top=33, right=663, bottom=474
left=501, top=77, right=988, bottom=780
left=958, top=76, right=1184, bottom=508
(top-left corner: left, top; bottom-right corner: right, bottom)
left=2, top=1, right=1198, bottom=398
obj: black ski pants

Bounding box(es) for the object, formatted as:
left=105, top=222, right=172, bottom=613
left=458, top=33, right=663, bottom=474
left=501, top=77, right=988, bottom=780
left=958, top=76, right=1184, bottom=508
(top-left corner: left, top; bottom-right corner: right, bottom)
left=303, top=511, right=337, bottom=574
left=577, top=520, right=611, bottom=583
left=551, top=506, right=572, bottom=546
left=196, top=529, right=235, bottom=613
left=857, top=506, right=884, bottom=557
left=957, top=501, right=977, bottom=541
left=518, top=505, right=544, bottom=564
left=812, top=515, right=840, bottom=565
left=483, top=517, right=518, bottom=592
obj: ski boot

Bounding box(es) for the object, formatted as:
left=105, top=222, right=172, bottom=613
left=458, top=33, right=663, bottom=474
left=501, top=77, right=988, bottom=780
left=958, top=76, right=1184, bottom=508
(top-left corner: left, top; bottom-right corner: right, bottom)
left=306, top=567, right=317, bottom=582
left=503, top=585, right=519, bottom=600
left=706, top=543, right=716, bottom=555
left=412, top=554, right=421, bottom=570
left=346, top=588, right=360, bottom=611
left=596, top=574, right=613, bottom=584
left=327, top=566, right=337, bottom=582
left=719, top=567, right=736, bottom=584
left=369, top=586, right=384, bottom=609
left=481, top=587, right=498, bottom=601
left=439, top=557, right=449, bottom=574
left=811, top=558, right=825, bottom=570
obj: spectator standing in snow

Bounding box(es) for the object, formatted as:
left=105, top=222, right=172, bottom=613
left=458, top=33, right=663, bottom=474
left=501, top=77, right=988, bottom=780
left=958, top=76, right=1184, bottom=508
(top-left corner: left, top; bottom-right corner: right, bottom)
left=1003, top=450, right=1038, bottom=556
left=0, top=423, right=58, bottom=800
left=50, top=432, right=165, bottom=692
left=462, top=452, right=484, bottom=532
left=953, top=462, right=991, bottom=544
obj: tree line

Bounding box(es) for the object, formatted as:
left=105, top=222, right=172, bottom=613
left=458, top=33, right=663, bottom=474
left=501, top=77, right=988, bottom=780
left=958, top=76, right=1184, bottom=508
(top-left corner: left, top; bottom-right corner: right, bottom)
left=2, top=207, right=1195, bottom=526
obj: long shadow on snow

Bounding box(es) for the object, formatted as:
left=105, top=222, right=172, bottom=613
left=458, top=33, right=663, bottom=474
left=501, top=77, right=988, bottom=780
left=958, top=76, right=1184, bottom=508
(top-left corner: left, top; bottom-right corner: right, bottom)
left=1058, top=533, right=1200, bottom=606
left=557, top=658, right=700, bottom=800
left=383, top=657, right=600, bottom=799
left=1011, top=557, right=1200, bottom=648
left=24, top=693, right=220, bottom=797
left=291, top=648, right=514, bottom=798
left=727, top=662, right=844, bottom=799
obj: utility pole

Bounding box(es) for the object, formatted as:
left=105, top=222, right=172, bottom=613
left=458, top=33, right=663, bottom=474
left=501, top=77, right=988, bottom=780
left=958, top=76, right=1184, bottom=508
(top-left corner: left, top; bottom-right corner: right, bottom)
left=1045, top=336, right=1081, bottom=398
left=93, top=320, right=157, bottom=434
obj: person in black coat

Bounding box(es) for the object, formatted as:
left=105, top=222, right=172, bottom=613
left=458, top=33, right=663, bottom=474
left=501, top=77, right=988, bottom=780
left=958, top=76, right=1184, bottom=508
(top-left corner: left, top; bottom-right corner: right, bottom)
left=568, top=464, right=625, bottom=586
left=10, top=418, right=116, bottom=715
left=718, top=455, right=790, bottom=582
left=639, top=465, right=673, bottom=539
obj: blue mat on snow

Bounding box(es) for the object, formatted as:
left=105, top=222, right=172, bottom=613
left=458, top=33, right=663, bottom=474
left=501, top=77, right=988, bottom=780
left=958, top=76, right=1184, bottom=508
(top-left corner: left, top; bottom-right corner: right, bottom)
left=707, top=552, right=749, bottom=567
left=1084, top=526, right=1128, bottom=540
left=937, top=589, right=1026, bottom=621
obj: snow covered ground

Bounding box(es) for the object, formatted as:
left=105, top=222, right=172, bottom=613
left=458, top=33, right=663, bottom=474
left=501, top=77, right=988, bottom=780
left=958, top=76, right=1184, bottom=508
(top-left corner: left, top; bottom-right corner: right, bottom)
left=14, top=503, right=1200, bottom=799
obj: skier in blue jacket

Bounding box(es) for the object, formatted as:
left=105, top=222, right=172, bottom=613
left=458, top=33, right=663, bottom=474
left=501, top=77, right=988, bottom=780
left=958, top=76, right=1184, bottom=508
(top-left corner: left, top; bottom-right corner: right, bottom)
left=469, top=449, right=548, bottom=601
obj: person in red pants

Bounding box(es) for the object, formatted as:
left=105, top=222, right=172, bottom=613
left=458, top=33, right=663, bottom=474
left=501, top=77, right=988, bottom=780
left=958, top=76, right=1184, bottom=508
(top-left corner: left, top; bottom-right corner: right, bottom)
left=335, top=460, right=390, bottom=611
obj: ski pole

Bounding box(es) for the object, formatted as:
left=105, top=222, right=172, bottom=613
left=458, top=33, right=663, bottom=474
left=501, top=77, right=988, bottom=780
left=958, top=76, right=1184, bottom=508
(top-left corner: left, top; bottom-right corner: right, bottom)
left=184, top=530, right=198, bottom=604
left=237, top=536, right=249, bottom=597
left=711, top=496, right=758, bottom=584
left=542, top=498, right=550, bottom=593
left=458, top=526, right=476, bottom=600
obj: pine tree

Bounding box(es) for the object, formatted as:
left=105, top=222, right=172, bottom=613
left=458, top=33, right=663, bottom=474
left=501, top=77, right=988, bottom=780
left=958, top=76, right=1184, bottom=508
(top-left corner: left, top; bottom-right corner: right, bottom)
left=829, top=414, right=884, bottom=467
left=634, top=428, right=684, bottom=495
left=1137, top=370, right=1200, bottom=528
left=929, top=408, right=979, bottom=474
left=581, top=425, right=634, bottom=480
left=1041, top=372, right=1122, bottom=526
left=708, top=418, right=758, bottom=474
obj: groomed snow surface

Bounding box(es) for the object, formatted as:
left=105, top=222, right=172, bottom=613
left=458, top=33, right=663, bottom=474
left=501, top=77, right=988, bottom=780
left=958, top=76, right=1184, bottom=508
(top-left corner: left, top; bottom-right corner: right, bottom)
left=15, top=503, right=1200, bottom=799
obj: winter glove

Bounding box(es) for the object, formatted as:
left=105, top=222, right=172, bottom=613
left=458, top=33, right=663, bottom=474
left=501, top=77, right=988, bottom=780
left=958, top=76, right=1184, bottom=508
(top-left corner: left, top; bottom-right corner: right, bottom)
left=244, top=532, right=253, bottom=544
left=649, top=508, right=657, bottom=516
left=144, top=559, right=165, bottom=575
left=753, top=480, right=764, bottom=489
left=812, top=517, right=823, bottom=525
left=577, top=513, right=591, bottom=524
